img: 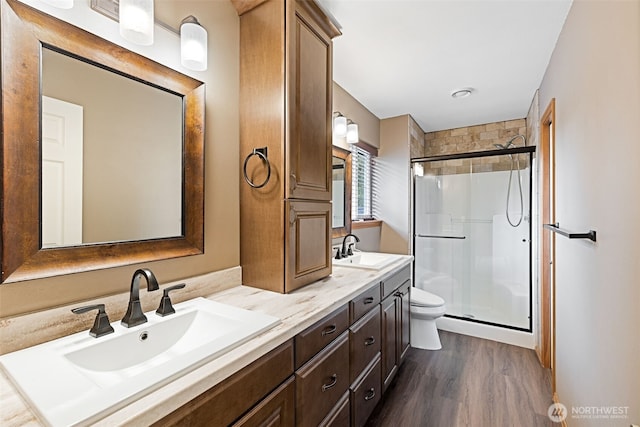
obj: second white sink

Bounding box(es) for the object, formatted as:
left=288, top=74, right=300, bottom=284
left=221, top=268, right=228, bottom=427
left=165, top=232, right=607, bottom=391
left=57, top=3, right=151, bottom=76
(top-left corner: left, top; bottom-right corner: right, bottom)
left=333, top=251, right=404, bottom=270
left=0, top=297, right=280, bottom=426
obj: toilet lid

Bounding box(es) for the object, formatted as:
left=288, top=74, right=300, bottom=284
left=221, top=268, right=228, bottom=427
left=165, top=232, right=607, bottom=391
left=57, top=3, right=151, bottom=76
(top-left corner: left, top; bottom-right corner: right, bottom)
left=411, top=287, right=444, bottom=307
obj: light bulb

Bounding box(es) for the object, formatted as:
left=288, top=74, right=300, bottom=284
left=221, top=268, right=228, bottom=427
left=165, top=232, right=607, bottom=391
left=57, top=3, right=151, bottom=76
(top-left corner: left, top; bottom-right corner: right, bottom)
left=119, top=0, right=154, bottom=46
left=181, top=16, right=208, bottom=71
left=333, top=114, right=347, bottom=138
left=347, top=122, right=359, bottom=144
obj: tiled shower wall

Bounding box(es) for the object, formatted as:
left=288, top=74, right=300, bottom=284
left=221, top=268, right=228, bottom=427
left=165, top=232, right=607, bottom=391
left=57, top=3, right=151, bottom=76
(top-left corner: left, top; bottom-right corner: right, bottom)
left=420, top=118, right=528, bottom=175
left=423, top=118, right=527, bottom=157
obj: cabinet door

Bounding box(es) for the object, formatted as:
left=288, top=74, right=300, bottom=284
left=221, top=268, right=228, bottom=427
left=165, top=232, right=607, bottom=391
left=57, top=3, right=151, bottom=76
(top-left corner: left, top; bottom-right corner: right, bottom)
left=233, top=376, right=295, bottom=427
left=380, top=296, right=398, bottom=393
left=285, top=200, right=331, bottom=292
left=286, top=0, right=332, bottom=201
left=397, top=281, right=411, bottom=364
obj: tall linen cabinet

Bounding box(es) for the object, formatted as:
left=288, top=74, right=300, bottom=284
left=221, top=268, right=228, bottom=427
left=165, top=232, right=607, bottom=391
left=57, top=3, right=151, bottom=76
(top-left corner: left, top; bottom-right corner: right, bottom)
left=237, top=0, right=341, bottom=293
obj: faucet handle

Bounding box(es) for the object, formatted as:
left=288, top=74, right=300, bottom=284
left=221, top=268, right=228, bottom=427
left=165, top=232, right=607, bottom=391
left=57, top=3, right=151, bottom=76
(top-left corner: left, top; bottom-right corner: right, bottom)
left=156, top=284, right=186, bottom=317
left=347, top=243, right=355, bottom=256
left=71, top=304, right=115, bottom=338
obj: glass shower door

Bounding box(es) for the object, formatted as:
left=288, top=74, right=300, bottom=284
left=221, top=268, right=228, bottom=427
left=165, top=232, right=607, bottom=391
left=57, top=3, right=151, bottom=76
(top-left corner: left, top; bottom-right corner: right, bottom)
left=413, top=150, right=533, bottom=331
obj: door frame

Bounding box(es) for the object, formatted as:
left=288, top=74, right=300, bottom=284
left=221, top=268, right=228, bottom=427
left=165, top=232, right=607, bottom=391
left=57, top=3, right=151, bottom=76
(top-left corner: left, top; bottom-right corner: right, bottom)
left=538, top=98, right=556, bottom=391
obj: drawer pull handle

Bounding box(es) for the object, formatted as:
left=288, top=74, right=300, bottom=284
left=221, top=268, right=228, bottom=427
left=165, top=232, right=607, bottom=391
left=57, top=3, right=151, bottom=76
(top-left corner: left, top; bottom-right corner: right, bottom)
left=364, top=297, right=375, bottom=304
left=321, top=325, right=337, bottom=336
left=364, top=336, right=376, bottom=346
left=321, top=374, right=338, bottom=392
left=364, top=388, right=376, bottom=401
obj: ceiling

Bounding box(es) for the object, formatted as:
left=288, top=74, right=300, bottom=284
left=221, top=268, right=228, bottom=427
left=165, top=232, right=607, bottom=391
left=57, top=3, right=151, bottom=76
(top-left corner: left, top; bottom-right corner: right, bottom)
left=317, top=0, right=573, bottom=132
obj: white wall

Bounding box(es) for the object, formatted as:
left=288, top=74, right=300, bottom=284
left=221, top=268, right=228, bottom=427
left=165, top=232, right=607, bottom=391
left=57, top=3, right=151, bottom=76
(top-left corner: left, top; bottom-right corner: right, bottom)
left=539, top=0, right=640, bottom=424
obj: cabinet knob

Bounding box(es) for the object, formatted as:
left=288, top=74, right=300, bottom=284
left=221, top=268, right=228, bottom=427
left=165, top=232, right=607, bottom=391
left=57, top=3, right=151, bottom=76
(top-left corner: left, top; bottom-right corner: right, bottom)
left=321, top=374, right=338, bottom=392
left=364, top=388, right=376, bottom=401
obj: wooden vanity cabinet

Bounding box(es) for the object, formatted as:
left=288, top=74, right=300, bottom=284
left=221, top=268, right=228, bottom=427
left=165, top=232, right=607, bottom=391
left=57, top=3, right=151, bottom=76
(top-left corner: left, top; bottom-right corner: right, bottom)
left=154, top=340, right=294, bottom=427
left=237, top=0, right=341, bottom=294
left=380, top=268, right=412, bottom=393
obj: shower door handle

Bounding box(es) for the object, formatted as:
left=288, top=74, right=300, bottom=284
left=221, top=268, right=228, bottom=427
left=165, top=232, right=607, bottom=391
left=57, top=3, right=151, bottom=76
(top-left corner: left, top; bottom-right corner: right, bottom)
left=416, top=234, right=466, bottom=240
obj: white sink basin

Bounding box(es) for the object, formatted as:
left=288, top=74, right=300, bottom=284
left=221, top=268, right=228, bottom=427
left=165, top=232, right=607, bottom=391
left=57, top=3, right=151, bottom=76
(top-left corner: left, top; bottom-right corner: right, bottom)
left=0, top=297, right=280, bottom=426
left=332, top=251, right=404, bottom=270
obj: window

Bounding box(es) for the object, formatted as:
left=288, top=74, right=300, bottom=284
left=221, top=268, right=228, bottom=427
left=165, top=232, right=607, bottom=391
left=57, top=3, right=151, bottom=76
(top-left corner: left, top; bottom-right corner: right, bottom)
left=351, top=144, right=375, bottom=220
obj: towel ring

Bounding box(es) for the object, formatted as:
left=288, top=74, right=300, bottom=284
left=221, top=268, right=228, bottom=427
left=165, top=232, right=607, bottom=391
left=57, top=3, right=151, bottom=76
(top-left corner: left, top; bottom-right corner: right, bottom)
left=243, top=147, right=271, bottom=189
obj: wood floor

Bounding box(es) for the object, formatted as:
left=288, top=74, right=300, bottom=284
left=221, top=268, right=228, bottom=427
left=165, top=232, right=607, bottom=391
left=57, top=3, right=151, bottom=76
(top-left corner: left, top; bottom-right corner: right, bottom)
left=365, top=331, right=554, bottom=427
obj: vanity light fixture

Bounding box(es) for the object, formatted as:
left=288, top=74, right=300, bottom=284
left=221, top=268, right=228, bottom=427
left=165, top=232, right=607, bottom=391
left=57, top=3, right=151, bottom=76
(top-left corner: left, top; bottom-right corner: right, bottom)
left=333, top=112, right=348, bottom=138
left=41, top=0, right=73, bottom=9
left=451, top=88, right=474, bottom=99
left=119, top=0, right=154, bottom=46
left=90, top=0, right=208, bottom=71
left=180, top=16, right=208, bottom=72
left=346, top=120, right=359, bottom=144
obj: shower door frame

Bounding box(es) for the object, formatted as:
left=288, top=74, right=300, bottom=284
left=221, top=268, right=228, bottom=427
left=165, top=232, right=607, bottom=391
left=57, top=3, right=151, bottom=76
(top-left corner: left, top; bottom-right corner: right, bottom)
left=411, top=145, right=537, bottom=332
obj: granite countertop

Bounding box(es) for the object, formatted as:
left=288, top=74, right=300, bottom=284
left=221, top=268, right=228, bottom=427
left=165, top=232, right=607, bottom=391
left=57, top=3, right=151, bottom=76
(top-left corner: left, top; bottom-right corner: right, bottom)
left=0, top=255, right=412, bottom=426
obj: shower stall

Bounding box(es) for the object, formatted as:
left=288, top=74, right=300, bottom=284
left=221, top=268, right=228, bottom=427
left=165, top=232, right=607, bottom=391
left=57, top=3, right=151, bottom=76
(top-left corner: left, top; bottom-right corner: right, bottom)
left=412, top=145, right=535, bottom=332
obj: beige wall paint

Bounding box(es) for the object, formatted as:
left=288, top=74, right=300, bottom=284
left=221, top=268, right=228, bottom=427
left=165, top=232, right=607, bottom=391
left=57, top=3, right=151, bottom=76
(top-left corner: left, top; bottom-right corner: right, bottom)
left=333, top=82, right=380, bottom=149
left=539, top=0, right=640, bottom=423
left=378, top=115, right=411, bottom=255
left=0, top=1, right=240, bottom=318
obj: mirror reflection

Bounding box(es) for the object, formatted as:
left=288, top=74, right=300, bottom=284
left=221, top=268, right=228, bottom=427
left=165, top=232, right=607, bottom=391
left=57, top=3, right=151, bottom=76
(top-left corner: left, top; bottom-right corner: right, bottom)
left=41, top=48, right=183, bottom=248
left=332, top=146, right=352, bottom=238
left=332, top=156, right=346, bottom=229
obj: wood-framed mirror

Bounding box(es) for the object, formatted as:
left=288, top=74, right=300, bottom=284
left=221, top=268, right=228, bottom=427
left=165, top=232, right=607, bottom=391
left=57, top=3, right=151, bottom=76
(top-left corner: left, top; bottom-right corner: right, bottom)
left=332, top=146, right=352, bottom=238
left=1, top=0, right=205, bottom=284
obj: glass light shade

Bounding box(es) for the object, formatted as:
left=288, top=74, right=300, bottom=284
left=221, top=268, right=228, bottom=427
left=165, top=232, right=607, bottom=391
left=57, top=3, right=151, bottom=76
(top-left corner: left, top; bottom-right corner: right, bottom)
left=119, top=0, right=154, bottom=46
left=181, top=17, right=208, bottom=71
left=346, top=122, right=359, bottom=144
left=333, top=114, right=347, bottom=138
left=42, top=0, right=73, bottom=9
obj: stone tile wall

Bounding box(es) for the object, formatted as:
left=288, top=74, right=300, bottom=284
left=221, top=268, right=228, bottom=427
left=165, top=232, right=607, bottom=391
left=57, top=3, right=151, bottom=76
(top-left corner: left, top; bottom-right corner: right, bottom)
left=420, top=118, right=529, bottom=175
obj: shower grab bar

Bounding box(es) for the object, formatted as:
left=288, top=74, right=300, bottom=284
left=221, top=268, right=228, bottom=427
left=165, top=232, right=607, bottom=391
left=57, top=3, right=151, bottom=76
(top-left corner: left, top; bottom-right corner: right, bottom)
left=543, top=223, right=597, bottom=242
left=416, top=234, right=466, bottom=240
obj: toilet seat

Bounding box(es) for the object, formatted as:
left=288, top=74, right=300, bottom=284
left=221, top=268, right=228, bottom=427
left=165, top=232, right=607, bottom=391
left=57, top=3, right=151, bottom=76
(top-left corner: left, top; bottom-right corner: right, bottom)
left=411, top=287, right=445, bottom=308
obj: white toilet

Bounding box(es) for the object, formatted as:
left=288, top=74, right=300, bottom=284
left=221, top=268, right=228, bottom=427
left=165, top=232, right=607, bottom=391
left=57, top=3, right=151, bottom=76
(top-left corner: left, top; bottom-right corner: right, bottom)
left=410, top=287, right=446, bottom=350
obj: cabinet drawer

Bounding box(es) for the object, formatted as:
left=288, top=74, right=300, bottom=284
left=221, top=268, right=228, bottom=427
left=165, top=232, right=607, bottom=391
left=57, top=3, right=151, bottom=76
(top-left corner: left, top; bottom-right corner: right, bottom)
left=349, top=305, right=381, bottom=384
left=319, top=391, right=349, bottom=427
left=232, top=376, right=295, bottom=427
left=295, top=305, right=349, bottom=369
left=350, top=354, right=381, bottom=427
left=295, top=331, right=349, bottom=427
left=154, top=340, right=294, bottom=427
left=349, top=284, right=381, bottom=323
left=381, top=264, right=411, bottom=299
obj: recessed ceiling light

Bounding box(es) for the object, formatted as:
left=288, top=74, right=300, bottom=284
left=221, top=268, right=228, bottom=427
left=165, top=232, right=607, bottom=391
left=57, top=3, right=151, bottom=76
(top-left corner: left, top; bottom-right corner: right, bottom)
left=451, top=88, right=473, bottom=99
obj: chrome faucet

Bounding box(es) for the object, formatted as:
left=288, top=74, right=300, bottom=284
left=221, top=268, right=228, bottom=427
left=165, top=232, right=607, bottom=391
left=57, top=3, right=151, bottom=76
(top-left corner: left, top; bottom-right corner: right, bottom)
left=121, top=268, right=159, bottom=328
left=340, top=233, right=360, bottom=258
